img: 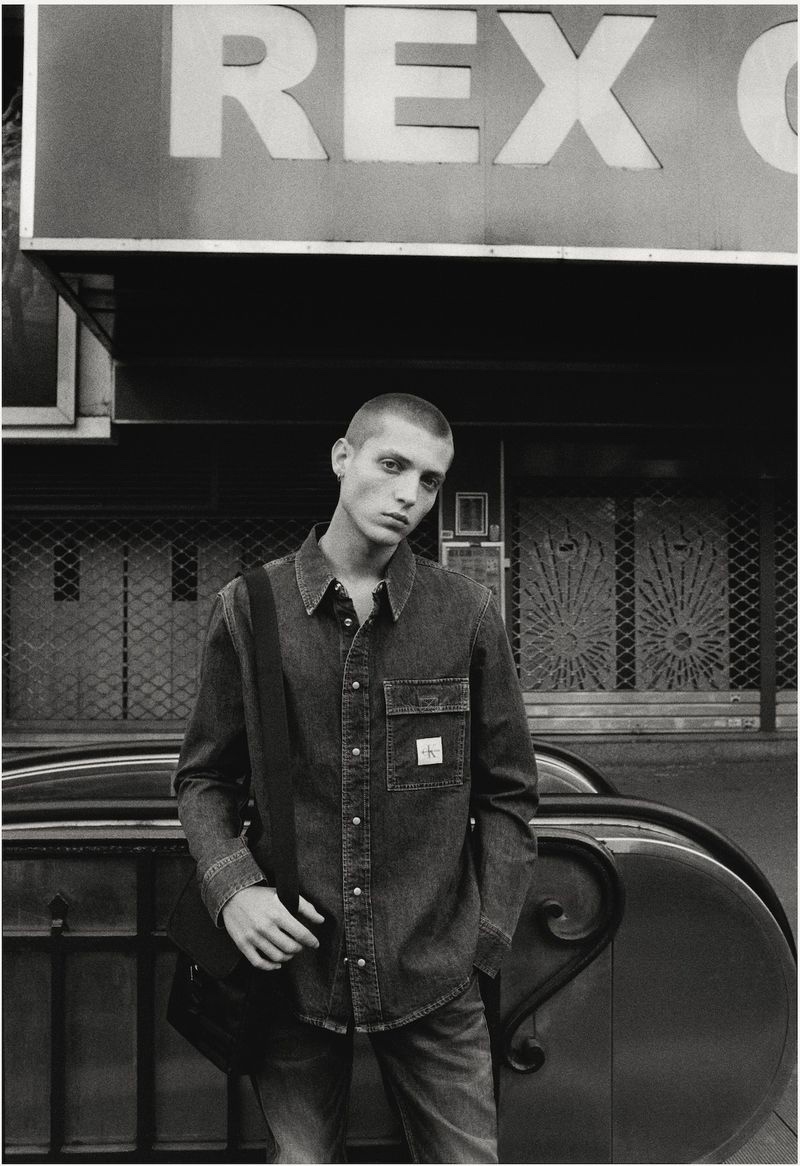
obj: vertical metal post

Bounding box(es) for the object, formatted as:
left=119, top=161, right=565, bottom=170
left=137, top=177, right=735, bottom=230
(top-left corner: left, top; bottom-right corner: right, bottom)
left=121, top=541, right=130, bottom=720
left=614, top=494, right=636, bottom=691
left=759, top=480, right=777, bottom=732
left=226, top=1075, right=242, bottom=1152
left=498, top=440, right=510, bottom=627
left=136, top=853, right=156, bottom=1152
left=2, top=556, right=11, bottom=719
left=503, top=470, right=520, bottom=673
left=48, top=893, right=69, bottom=1155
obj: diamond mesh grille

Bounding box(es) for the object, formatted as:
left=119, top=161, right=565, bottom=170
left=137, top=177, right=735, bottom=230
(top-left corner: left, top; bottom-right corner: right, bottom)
left=512, top=482, right=761, bottom=693
left=3, top=516, right=438, bottom=727
left=776, top=488, right=797, bottom=692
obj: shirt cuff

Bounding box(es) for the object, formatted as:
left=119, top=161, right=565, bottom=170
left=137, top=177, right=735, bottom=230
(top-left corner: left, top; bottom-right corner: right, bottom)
left=198, top=837, right=266, bottom=926
left=473, top=914, right=512, bottom=979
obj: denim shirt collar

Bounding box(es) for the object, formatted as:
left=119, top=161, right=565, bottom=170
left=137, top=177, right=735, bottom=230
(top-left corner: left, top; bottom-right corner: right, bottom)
left=296, top=525, right=416, bottom=622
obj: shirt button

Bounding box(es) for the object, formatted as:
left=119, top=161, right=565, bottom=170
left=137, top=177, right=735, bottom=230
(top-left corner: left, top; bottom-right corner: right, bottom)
left=344, top=618, right=353, bottom=628
left=353, top=886, right=362, bottom=896
left=357, top=958, right=366, bottom=969
left=352, top=816, right=361, bottom=826
left=351, top=681, right=360, bottom=690
left=352, top=747, right=360, bottom=756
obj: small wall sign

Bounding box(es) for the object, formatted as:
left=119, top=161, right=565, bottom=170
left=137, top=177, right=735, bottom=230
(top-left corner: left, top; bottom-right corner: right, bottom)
left=455, top=492, right=488, bottom=537
left=442, top=541, right=505, bottom=616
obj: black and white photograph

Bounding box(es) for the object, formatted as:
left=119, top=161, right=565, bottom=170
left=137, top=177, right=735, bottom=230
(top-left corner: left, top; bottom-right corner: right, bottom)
left=2, top=4, right=797, bottom=1163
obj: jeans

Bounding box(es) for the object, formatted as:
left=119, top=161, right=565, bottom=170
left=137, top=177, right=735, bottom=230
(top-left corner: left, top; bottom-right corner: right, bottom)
left=251, top=976, right=498, bottom=1164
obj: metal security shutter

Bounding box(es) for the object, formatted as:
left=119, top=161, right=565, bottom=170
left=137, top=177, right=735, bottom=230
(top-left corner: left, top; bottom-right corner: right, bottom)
left=510, top=480, right=770, bottom=734
left=3, top=430, right=439, bottom=736
left=775, top=486, right=798, bottom=733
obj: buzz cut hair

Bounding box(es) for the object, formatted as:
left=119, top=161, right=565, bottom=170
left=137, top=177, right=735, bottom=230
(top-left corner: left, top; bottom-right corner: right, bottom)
left=345, top=393, right=452, bottom=450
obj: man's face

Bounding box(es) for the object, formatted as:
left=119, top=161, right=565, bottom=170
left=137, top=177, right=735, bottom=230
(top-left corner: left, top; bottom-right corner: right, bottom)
left=336, top=416, right=453, bottom=549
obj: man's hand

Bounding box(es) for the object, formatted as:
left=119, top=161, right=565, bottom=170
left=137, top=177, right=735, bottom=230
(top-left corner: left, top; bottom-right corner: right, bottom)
left=221, top=885, right=324, bottom=971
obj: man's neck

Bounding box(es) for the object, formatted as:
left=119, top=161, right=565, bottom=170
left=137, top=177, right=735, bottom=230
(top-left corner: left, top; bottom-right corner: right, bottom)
left=319, top=506, right=397, bottom=586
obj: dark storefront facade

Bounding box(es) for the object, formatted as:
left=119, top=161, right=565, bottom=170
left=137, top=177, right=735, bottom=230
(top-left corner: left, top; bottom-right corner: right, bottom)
left=3, top=5, right=797, bottom=744
left=4, top=443, right=796, bottom=739
left=2, top=10, right=798, bottom=1160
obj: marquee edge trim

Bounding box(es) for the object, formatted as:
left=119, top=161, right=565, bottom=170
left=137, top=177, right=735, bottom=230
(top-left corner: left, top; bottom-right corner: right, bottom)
left=19, top=238, right=797, bottom=266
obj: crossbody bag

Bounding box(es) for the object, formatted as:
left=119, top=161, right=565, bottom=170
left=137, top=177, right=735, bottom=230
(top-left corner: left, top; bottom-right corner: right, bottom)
left=166, top=567, right=299, bottom=1075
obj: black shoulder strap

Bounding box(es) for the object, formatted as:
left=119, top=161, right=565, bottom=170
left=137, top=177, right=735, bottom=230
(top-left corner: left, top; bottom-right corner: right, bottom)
left=243, top=567, right=300, bottom=917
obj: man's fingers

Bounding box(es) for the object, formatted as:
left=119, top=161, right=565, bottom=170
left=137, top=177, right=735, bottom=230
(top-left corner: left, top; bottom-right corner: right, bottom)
left=237, top=919, right=316, bottom=953
left=236, top=928, right=297, bottom=967
left=245, top=910, right=311, bottom=953
left=262, top=928, right=303, bottom=957
left=265, top=887, right=324, bottom=934
left=298, top=896, right=325, bottom=924
left=256, top=938, right=295, bottom=963
left=269, top=898, right=321, bottom=948
left=277, top=911, right=320, bottom=949
left=223, top=887, right=322, bottom=954
left=245, top=947, right=282, bottom=972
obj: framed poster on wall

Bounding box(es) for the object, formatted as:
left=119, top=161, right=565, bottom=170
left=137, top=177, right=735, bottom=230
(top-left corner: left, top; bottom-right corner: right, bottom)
left=455, top=493, right=489, bottom=537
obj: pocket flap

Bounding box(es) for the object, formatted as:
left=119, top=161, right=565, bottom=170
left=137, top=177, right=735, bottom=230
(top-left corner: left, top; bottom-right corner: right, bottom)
left=384, top=677, right=469, bottom=715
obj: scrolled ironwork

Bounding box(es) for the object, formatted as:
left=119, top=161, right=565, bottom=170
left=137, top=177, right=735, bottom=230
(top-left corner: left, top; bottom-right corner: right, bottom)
left=501, top=831, right=625, bottom=1073
left=536, top=895, right=598, bottom=945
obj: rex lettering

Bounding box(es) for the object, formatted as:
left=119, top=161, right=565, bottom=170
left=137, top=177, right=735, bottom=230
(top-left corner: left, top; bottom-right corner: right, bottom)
left=737, top=22, right=798, bottom=174
left=168, top=6, right=797, bottom=175
left=170, top=5, right=327, bottom=160
left=494, top=13, right=660, bottom=168
left=343, top=7, right=479, bottom=163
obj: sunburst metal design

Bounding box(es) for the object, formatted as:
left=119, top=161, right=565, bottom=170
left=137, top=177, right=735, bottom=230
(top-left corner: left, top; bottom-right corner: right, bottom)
left=518, top=502, right=616, bottom=691
left=635, top=500, right=728, bottom=690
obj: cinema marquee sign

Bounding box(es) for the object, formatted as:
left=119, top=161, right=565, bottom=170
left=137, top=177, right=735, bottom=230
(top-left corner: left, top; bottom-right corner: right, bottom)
left=22, top=5, right=798, bottom=261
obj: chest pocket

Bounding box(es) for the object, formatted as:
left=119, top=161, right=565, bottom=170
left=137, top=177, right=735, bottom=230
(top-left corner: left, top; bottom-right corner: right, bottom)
left=384, top=677, right=469, bottom=790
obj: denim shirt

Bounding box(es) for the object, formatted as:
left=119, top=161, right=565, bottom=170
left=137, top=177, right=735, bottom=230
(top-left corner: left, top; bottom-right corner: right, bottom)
left=174, top=527, right=538, bottom=1033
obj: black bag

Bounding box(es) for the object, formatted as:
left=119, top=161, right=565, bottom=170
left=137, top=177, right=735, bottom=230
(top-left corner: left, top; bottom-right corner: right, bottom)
left=167, top=567, right=299, bottom=1075
left=167, top=875, right=276, bottom=1075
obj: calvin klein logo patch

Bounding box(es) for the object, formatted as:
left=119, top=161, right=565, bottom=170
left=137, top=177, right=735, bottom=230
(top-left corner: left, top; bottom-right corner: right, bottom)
left=416, top=737, right=443, bottom=766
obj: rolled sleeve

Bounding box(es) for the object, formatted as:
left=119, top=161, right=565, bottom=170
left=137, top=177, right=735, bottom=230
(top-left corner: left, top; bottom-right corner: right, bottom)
left=173, top=593, right=263, bottom=925
left=469, top=594, right=538, bottom=976
left=199, top=837, right=266, bottom=925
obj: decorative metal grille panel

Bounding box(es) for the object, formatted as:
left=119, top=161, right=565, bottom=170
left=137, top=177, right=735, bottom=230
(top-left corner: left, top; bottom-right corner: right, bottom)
left=634, top=497, right=728, bottom=690
left=516, top=497, right=616, bottom=691
left=775, top=488, right=797, bottom=692
left=512, top=484, right=761, bottom=695
left=3, top=516, right=438, bottom=727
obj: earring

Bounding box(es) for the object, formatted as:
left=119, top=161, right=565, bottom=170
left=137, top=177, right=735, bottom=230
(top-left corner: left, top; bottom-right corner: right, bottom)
left=336, top=472, right=343, bottom=482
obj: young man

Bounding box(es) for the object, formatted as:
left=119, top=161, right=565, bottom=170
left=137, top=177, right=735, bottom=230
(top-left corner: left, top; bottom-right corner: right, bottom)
left=174, top=394, right=538, bottom=1163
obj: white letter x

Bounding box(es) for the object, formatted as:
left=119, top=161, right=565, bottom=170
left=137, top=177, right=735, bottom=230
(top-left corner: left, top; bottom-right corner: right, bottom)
left=495, top=13, right=660, bottom=169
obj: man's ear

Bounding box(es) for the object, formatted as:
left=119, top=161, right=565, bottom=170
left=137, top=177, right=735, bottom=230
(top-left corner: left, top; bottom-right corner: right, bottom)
left=331, top=437, right=350, bottom=479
